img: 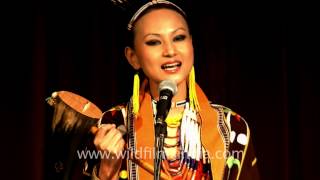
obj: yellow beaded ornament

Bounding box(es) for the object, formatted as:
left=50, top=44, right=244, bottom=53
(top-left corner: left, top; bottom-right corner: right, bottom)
left=132, top=73, right=140, bottom=116
left=119, top=170, right=128, bottom=179
left=165, top=110, right=184, bottom=127
left=189, top=66, right=200, bottom=112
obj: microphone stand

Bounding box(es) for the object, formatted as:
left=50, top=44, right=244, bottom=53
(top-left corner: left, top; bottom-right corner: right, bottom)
left=154, top=80, right=177, bottom=180
left=154, top=119, right=167, bottom=180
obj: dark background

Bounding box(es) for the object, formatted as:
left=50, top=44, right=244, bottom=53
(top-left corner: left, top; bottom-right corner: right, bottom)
left=2, top=0, right=318, bottom=179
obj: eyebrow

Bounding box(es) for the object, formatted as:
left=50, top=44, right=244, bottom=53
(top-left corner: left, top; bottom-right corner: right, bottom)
left=143, top=27, right=187, bottom=39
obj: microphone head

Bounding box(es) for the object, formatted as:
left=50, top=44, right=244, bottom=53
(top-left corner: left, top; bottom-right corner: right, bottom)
left=158, top=80, right=178, bottom=96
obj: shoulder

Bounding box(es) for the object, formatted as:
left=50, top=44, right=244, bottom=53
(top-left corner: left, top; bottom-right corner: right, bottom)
left=210, top=104, right=260, bottom=179
left=210, top=104, right=250, bottom=131
left=210, top=103, right=251, bottom=144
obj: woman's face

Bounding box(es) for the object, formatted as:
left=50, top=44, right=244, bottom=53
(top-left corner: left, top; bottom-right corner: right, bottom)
left=126, top=8, right=194, bottom=93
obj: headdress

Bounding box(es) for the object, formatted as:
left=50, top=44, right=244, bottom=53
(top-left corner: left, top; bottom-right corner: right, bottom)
left=109, top=0, right=186, bottom=31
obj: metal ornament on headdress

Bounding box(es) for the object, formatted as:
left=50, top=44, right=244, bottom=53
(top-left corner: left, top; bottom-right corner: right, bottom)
left=110, top=0, right=129, bottom=10
left=127, top=0, right=186, bottom=31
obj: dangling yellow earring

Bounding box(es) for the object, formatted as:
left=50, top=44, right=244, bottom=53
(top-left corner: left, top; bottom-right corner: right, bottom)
left=132, top=72, right=140, bottom=116
left=189, top=66, right=200, bottom=111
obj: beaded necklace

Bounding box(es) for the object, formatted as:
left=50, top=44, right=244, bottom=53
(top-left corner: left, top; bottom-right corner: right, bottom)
left=151, top=99, right=186, bottom=127
left=151, top=100, right=207, bottom=178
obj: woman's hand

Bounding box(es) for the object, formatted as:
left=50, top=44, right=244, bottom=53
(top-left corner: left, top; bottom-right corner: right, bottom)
left=93, top=124, right=125, bottom=180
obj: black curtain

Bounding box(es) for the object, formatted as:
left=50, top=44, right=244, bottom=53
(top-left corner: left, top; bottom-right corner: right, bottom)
left=2, top=0, right=318, bottom=179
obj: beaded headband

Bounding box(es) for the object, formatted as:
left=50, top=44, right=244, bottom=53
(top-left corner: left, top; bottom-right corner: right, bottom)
left=127, top=0, right=186, bottom=31
left=109, top=0, right=186, bottom=31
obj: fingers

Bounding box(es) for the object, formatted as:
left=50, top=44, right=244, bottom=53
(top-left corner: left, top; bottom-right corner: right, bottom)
left=94, top=124, right=115, bottom=146
left=93, top=124, right=125, bottom=155
left=112, top=138, right=125, bottom=156
left=100, top=128, right=122, bottom=148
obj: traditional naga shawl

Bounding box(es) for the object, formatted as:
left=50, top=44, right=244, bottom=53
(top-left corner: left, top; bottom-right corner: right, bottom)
left=91, top=82, right=259, bottom=180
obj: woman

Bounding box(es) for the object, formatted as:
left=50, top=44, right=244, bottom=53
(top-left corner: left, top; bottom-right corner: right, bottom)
left=92, top=0, right=259, bottom=179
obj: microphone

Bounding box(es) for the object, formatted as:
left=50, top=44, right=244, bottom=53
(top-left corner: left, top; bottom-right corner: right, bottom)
left=155, top=80, right=177, bottom=137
